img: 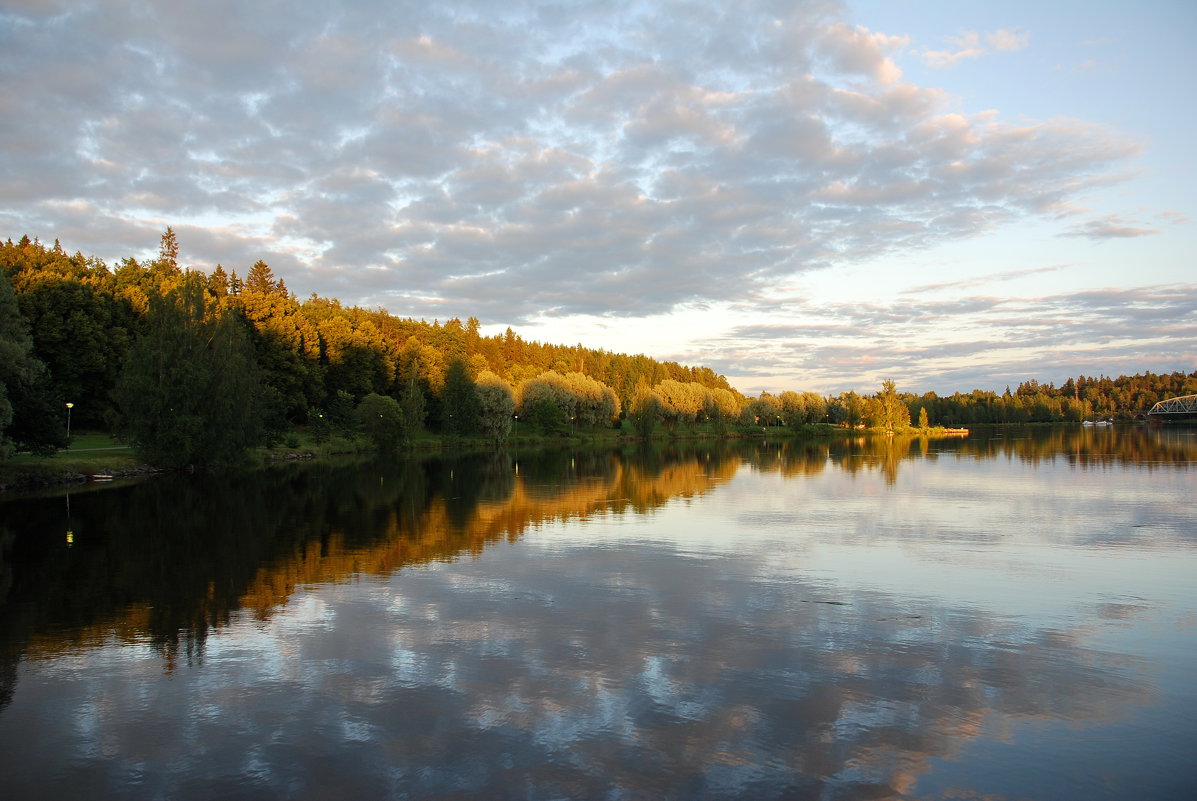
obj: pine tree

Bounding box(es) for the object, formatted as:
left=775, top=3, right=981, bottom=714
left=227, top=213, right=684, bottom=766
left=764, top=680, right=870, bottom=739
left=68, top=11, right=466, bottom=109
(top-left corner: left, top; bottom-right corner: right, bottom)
left=158, top=227, right=179, bottom=270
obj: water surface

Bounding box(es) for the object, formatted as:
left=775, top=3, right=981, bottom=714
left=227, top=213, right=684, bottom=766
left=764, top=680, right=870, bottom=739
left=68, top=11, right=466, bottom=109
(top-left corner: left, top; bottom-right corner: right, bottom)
left=1, top=427, right=1194, bottom=799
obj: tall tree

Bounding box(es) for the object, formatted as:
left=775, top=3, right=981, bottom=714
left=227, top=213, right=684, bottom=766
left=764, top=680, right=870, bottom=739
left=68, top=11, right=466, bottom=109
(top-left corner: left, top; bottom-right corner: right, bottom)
left=441, top=359, right=480, bottom=437
left=158, top=227, right=179, bottom=271
left=244, top=260, right=278, bottom=295
left=0, top=267, right=65, bottom=456
left=399, top=375, right=427, bottom=442
left=627, top=382, right=663, bottom=438
left=870, top=380, right=911, bottom=431
left=114, top=275, right=264, bottom=467
left=474, top=371, right=514, bottom=447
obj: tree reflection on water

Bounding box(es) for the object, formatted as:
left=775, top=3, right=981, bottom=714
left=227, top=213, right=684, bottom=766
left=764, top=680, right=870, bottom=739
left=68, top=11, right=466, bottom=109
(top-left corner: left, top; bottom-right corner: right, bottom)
left=0, top=426, right=1192, bottom=799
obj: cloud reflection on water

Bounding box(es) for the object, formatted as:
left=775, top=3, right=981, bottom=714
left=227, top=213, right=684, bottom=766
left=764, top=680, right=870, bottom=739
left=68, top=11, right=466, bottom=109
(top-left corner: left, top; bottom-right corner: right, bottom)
left=0, top=427, right=1193, bottom=799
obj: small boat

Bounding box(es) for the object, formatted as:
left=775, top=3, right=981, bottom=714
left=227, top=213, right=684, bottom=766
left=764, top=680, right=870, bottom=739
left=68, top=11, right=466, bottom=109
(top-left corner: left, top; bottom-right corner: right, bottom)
left=90, top=474, right=114, bottom=481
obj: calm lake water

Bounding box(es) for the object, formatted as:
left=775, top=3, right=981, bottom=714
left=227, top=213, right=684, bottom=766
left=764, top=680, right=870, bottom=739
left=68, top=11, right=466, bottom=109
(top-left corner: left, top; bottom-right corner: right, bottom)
left=1, top=426, right=1194, bottom=800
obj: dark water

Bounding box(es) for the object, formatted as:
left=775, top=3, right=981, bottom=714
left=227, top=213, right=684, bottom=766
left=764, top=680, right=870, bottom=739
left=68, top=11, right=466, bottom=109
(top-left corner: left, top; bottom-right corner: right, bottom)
left=1, top=427, right=1194, bottom=800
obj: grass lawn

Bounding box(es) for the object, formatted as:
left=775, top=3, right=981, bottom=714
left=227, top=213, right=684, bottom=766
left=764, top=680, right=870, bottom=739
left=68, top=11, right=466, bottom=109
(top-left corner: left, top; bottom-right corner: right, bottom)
left=1, top=430, right=142, bottom=482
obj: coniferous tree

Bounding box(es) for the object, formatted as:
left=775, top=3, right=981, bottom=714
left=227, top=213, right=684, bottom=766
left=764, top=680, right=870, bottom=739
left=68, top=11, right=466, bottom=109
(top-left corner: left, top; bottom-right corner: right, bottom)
left=158, top=227, right=179, bottom=270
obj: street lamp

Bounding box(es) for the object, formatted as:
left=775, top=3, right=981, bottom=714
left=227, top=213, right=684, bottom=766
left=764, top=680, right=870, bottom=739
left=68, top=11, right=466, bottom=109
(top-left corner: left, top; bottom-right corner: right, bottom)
left=65, top=402, right=74, bottom=441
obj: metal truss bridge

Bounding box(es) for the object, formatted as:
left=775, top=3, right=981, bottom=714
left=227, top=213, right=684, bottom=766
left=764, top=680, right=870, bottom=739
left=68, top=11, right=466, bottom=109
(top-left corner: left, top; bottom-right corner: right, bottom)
left=1146, top=394, right=1197, bottom=420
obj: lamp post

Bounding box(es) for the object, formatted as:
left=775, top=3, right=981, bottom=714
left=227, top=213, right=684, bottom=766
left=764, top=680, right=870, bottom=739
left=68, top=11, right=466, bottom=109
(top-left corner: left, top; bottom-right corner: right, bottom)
left=65, top=402, right=73, bottom=442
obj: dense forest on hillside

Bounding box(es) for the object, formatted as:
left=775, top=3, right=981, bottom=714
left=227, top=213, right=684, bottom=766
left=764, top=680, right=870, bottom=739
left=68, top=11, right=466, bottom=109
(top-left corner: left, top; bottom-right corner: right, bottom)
left=0, top=233, right=739, bottom=461
left=1, top=233, right=1193, bottom=464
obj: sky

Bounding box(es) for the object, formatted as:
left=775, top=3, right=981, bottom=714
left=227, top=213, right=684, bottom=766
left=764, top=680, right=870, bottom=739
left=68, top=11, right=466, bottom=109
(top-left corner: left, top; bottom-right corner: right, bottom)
left=2, top=0, right=1193, bottom=396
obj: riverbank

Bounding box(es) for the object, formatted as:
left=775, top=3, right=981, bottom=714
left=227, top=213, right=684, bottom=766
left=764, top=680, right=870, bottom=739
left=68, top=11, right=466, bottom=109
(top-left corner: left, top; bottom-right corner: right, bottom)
left=0, top=422, right=967, bottom=492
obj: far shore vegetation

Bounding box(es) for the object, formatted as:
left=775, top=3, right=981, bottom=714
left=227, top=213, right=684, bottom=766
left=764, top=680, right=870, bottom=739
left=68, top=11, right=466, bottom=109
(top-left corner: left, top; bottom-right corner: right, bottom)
left=3, top=232, right=1195, bottom=486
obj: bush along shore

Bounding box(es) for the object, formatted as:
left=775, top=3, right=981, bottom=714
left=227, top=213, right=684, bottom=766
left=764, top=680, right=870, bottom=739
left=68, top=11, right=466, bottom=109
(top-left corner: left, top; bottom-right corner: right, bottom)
left=0, top=419, right=973, bottom=494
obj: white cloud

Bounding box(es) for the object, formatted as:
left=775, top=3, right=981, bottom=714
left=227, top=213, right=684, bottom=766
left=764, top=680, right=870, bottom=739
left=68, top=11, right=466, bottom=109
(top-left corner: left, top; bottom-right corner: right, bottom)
left=0, top=0, right=1177, bottom=392
left=817, top=22, right=909, bottom=85
left=1062, top=214, right=1159, bottom=240
left=922, top=30, right=986, bottom=69
left=986, top=27, right=1030, bottom=52
left=922, top=27, right=1030, bottom=69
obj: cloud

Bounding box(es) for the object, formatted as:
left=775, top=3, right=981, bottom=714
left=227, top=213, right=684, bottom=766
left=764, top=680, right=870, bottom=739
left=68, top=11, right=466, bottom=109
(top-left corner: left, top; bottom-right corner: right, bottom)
left=902, top=265, right=1069, bottom=294
left=922, top=31, right=986, bottom=69
left=816, top=22, right=909, bottom=85
left=986, top=28, right=1030, bottom=52
left=691, top=284, right=1197, bottom=394
left=1062, top=214, right=1159, bottom=240
left=0, top=0, right=1157, bottom=359
left=922, top=27, right=1030, bottom=69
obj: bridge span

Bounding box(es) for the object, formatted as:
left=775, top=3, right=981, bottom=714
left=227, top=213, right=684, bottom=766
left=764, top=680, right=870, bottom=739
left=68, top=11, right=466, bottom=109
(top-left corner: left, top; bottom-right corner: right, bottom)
left=1146, top=394, right=1197, bottom=421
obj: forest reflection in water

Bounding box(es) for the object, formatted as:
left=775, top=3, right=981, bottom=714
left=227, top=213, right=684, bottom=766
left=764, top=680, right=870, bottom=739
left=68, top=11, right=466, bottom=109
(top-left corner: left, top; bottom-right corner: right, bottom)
left=0, top=425, right=1194, bottom=800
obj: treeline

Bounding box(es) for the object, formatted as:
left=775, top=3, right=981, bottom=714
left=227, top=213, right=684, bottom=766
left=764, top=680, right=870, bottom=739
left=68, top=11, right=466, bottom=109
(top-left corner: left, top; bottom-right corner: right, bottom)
left=0, top=233, right=739, bottom=461
left=3, top=232, right=1191, bottom=464
left=903, top=372, right=1197, bottom=426
left=745, top=373, right=1197, bottom=430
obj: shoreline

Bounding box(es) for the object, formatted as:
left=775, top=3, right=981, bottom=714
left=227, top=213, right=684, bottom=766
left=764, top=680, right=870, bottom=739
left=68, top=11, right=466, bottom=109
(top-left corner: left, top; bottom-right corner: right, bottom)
left=1, top=422, right=974, bottom=494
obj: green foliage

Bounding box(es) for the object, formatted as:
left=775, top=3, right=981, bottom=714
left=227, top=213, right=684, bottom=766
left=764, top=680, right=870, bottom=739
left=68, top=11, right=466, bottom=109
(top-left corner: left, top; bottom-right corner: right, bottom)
left=356, top=392, right=406, bottom=452
left=652, top=379, right=704, bottom=432
left=9, top=233, right=1195, bottom=456
left=15, top=278, right=134, bottom=426
left=114, top=275, right=264, bottom=467
left=1, top=267, right=66, bottom=457
left=441, top=359, right=480, bottom=437
left=742, top=393, right=782, bottom=428
left=828, top=391, right=865, bottom=428
left=308, top=406, right=332, bottom=444
left=867, top=380, right=911, bottom=431
left=526, top=396, right=568, bottom=436
left=628, top=386, right=663, bottom=438
left=325, top=390, right=357, bottom=437
left=257, top=384, right=292, bottom=447
left=474, top=371, right=514, bottom=447
left=400, top=378, right=426, bottom=441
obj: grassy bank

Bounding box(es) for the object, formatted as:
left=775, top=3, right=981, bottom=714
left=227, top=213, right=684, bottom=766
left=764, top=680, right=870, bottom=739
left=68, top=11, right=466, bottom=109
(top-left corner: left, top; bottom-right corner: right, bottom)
left=2, top=420, right=946, bottom=492
left=1, top=431, right=145, bottom=487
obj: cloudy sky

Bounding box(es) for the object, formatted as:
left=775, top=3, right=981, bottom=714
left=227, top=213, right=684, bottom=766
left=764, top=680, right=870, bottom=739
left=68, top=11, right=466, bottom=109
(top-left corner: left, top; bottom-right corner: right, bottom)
left=2, top=0, right=1193, bottom=395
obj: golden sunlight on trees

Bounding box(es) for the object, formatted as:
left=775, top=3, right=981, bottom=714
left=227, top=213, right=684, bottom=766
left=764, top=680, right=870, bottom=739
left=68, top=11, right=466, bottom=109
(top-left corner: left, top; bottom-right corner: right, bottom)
left=4, top=233, right=1191, bottom=464
left=866, top=380, right=912, bottom=432
left=475, top=371, right=515, bottom=447
left=627, top=382, right=663, bottom=437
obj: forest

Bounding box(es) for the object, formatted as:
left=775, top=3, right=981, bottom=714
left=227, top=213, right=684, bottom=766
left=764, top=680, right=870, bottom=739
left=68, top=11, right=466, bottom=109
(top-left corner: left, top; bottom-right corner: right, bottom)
left=2, top=232, right=1194, bottom=466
